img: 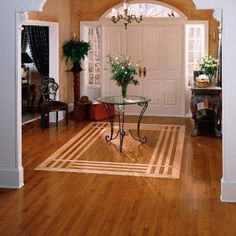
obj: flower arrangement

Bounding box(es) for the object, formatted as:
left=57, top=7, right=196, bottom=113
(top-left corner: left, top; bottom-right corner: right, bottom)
left=199, top=56, right=219, bottom=82
left=107, top=55, right=139, bottom=98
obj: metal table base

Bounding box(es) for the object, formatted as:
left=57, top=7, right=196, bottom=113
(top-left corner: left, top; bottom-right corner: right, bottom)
left=103, top=102, right=149, bottom=152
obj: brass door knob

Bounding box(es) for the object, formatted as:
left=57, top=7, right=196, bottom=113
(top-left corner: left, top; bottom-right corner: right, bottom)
left=143, top=67, right=147, bottom=78
left=139, top=67, right=142, bottom=77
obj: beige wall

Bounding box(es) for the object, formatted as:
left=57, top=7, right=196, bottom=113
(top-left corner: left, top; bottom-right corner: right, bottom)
left=28, top=0, right=219, bottom=103
left=28, top=0, right=73, bottom=103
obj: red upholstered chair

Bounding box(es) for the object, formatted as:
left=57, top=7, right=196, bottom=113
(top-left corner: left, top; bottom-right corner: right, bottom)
left=40, top=77, right=68, bottom=128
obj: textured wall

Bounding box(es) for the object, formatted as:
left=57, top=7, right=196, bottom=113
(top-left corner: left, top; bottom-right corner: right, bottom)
left=71, top=0, right=219, bottom=57
left=28, top=0, right=73, bottom=103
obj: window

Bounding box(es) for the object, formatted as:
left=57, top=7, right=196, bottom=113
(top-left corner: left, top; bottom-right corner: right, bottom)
left=87, top=26, right=101, bottom=86
left=105, top=3, right=181, bottom=18
left=185, top=23, right=208, bottom=85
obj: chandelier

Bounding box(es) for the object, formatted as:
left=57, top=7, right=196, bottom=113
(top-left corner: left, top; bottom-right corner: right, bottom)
left=111, top=0, right=143, bottom=30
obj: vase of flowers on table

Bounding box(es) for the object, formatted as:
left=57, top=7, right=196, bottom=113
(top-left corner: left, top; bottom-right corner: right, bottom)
left=199, top=56, right=219, bottom=86
left=107, top=55, right=139, bottom=98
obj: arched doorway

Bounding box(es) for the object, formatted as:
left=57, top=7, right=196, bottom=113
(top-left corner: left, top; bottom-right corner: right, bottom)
left=99, top=1, right=187, bottom=116
left=0, top=0, right=49, bottom=188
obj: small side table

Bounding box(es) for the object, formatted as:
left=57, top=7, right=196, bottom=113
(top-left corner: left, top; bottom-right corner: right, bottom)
left=190, top=87, right=222, bottom=137
left=97, top=96, right=151, bottom=152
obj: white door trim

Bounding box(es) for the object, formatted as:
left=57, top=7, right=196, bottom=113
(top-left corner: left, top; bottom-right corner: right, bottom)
left=80, top=21, right=102, bottom=101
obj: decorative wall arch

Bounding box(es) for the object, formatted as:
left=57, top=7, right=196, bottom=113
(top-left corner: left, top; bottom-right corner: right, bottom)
left=100, top=0, right=187, bottom=20
left=38, top=0, right=48, bottom=11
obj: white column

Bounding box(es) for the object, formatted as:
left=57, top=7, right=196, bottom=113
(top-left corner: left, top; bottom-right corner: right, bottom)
left=0, top=0, right=45, bottom=188
left=220, top=5, right=236, bottom=202
left=0, top=9, right=23, bottom=188
left=193, top=0, right=236, bottom=202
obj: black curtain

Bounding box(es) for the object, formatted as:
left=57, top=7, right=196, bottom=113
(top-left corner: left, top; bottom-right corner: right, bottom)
left=25, top=26, right=49, bottom=77
left=21, top=26, right=28, bottom=52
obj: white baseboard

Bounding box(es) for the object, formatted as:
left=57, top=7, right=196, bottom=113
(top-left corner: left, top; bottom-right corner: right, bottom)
left=49, top=103, right=74, bottom=123
left=185, top=113, right=192, bottom=118
left=49, top=111, right=65, bottom=123
left=0, top=167, right=24, bottom=189
left=221, top=178, right=236, bottom=202
left=68, top=102, right=74, bottom=112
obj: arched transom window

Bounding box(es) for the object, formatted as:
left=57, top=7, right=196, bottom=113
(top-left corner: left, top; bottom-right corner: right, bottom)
left=105, top=3, right=181, bottom=18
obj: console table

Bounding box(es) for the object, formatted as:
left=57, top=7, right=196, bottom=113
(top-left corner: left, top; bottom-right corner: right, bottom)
left=190, top=87, right=222, bottom=137
left=97, top=96, right=151, bottom=152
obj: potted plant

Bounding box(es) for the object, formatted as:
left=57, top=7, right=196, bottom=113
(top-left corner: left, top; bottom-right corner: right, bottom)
left=63, top=35, right=90, bottom=119
left=107, top=55, right=139, bottom=98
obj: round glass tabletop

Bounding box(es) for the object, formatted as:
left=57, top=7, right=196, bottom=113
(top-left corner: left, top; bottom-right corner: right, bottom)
left=97, top=95, right=151, bottom=105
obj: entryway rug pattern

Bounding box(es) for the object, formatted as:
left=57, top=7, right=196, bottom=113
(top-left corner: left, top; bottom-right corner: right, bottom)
left=36, top=122, right=185, bottom=179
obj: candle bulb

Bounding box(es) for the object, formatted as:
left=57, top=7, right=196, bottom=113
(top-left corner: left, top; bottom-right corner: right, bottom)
left=112, top=8, right=116, bottom=17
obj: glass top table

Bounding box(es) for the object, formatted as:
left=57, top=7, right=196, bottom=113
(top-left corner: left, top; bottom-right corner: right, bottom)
left=97, top=95, right=151, bottom=105
left=97, top=95, right=151, bottom=152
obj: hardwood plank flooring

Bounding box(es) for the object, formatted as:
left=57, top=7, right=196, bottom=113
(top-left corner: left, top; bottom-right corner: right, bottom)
left=0, top=116, right=235, bottom=236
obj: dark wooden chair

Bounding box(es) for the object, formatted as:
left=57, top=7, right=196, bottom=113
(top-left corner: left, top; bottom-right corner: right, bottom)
left=40, top=77, right=68, bottom=128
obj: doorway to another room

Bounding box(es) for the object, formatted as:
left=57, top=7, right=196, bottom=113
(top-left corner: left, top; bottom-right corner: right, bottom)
left=21, top=21, right=59, bottom=125
left=21, top=25, right=49, bottom=124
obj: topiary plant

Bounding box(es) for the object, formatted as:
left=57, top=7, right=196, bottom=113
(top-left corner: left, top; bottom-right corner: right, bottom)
left=63, top=36, right=90, bottom=73
left=62, top=36, right=91, bottom=120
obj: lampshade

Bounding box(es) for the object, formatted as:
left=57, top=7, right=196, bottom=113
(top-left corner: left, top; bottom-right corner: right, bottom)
left=22, top=52, right=33, bottom=64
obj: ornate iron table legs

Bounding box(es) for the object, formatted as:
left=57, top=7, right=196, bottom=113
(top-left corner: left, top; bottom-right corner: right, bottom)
left=129, top=102, right=148, bottom=143
left=103, top=102, right=148, bottom=152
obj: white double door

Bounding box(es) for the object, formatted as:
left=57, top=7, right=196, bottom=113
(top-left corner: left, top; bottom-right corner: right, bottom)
left=102, top=22, right=185, bottom=116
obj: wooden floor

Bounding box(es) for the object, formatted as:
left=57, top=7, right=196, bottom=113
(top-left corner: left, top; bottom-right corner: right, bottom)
left=0, top=116, right=235, bottom=236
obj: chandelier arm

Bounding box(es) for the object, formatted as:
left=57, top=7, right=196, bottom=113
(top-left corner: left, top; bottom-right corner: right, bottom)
left=112, top=16, right=122, bottom=23
left=111, top=0, right=143, bottom=29
left=131, top=15, right=143, bottom=23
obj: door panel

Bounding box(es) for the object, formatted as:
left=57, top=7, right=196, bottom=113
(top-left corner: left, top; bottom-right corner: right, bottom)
left=144, top=80, right=161, bottom=105
left=125, top=26, right=142, bottom=97
left=125, top=26, right=142, bottom=114
left=102, top=25, right=125, bottom=96
left=162, top=26, right=183, bottom=115
left=164, top=80, right=177, bottom=105
left=143, top=25, right=184, bottom=116
left=102, top=23, right=184, bottom=116
left=142, top=26, right=162, bottom=108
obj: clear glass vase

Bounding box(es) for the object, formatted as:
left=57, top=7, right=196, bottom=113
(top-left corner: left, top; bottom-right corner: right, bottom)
left=208, top=74, right=215, bottom=87
left=121, top=85, right=127, bottom=99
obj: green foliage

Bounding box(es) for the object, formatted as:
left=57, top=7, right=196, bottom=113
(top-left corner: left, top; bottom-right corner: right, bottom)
left=63, top=37, right=90, bottom=64
left=107, top=55, right=139, bottom=87
left=199, top=56, right=219, bottom=78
